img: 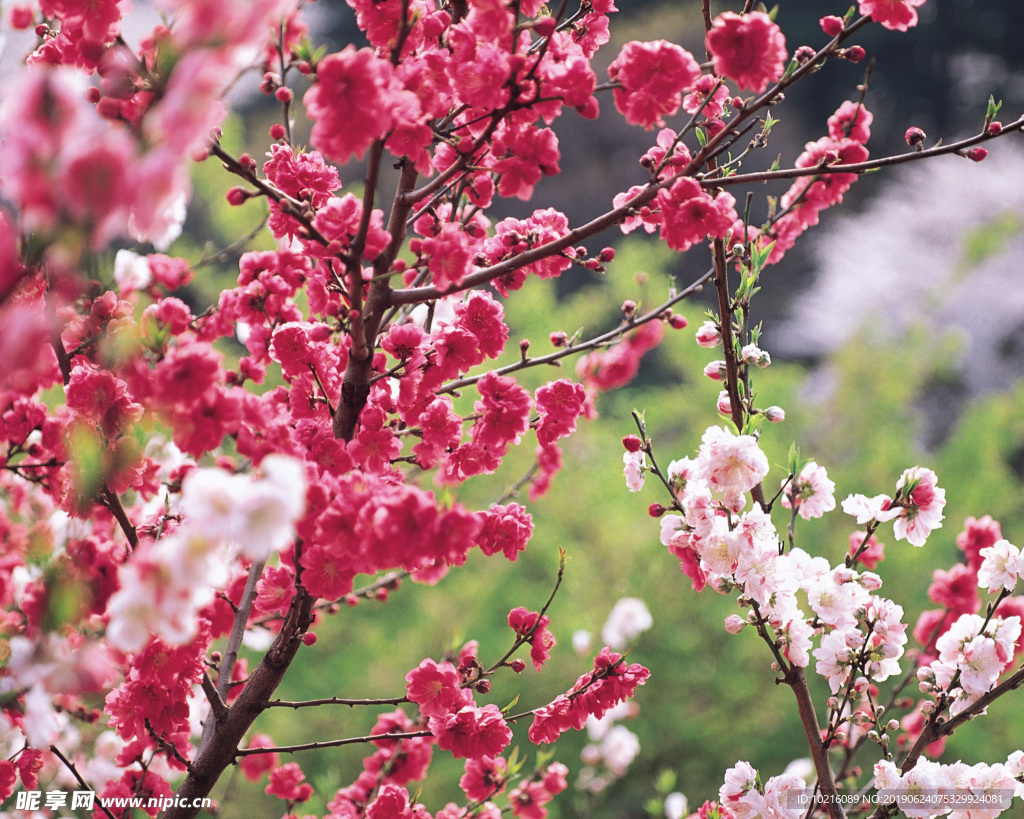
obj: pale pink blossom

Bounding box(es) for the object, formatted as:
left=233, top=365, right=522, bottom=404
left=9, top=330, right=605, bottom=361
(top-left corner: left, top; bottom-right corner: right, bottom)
left=724, top=614, right=747, bottom=634
left=781, top=461, right=836, bottom=520
left=695, top=321, right=721, bottom=348
left=807, top=568, right=869, bottom=630
left=623, top=449, right=646, bottom=492
left=841, top=493, right=899, bottom=524
left=720, top=761, right=758, bottom=806
left=978, top=539, right=1024, bottom=593
left=893, top=467, right=946, bottom=547
left=697, top=425, right=769, bottom=506
left=602, top=597, right=653, bottom=648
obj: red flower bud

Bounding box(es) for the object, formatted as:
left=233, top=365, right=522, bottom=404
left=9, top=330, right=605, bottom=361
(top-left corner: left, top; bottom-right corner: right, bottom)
left=819, top=16, right=844, bottom=37
left=533, top=16, right=556, bottom=37
left=648, top=503, right=666, bottom=517
left=622, top=435, right=642, bottom=452
left=510, top=659, right=526, bottom=673
left=987, top=122, right=1002, bottom=135
left=841, top=45, right=866, bottom=63
left=302, top=632, right=317, bottom=646
left=966, top=147, right=988, bottom=162
left=904, top=126, right=926, bottom=148
left=226, top=187, right=251, bottom=206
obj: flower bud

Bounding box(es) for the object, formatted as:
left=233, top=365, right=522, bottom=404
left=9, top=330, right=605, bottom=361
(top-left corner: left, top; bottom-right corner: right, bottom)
left=475, top=679, right=491, bottom=694
left=533, top=16, right=557, bottom=37
left=987, top=121, right=1003, bottom=135
left=275, top=87, right=293, bottom=103
left=841, top=45, right=866, bottom=63
left=905, top=127, right=926, bottom=148
left=763, top=406, right=786, bottom=423
left=695, top=321, right=721, bottom=348
left=550, top=331, right=568, bottom=347
left=648, top=503, right=667, bottom=518
left=794, top=45, right=817, bottom=64
left=269, top=123, right=287, bottom=140
left=510, top=659, right=526, bottom=673
left=724, top=614, right=746, bottom=634
left=668, top=313, right=688, bottom=330
left=717, top=391, right=732, bottom=416
left=621, top=299, right=637, bottom=317
left=622, top=435, right=642, bottom=452
left=820, top=15, right=844, bottom=36
left=519, top=338, right=530, bottom=356
left=966, top=147, right=988, bottom=162
left=226, top=187, right=253, bottom=206
left=302, top=632, right=317, bottom=646
left=703, top=361, right=728, bottom=381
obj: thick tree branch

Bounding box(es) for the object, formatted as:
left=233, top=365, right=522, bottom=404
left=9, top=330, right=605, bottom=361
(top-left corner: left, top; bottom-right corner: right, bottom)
left=165, top=589, right=315, bottom=819
left=785, top=667, right=845, bottom=819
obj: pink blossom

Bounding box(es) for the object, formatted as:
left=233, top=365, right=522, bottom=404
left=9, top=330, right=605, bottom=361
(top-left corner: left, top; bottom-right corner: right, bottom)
left=656, top=177, right=737, bottom=252
left=460, top=756, right=508, bottom=802
left=893, top=466, right=945, bottom=547
left=477, top=503, right=533, bottom=561
left=978, top=540, right=1024, bottom=594
left=695, top=321, right=721, bottom=348
left=305, top=46, right=397, bottom=163
left=697, top=425, right=770, bottom=506
left=609, top=40, right=701, bottom=128
left=958, top=516, right=1004, bottom=572
left=429, top=704, right=513, bottom=759
left=827, top=100, right=873, bottom=144
left=706, top=12, right=787, bottom=94
left=781, top=461, right=836, bottom=520
left=508, top=607, right=557, bottom=671
left=405, top=658, right=471, bottom=718
left=623, top=449, right=646, bottom=492
left=858, top=0, right=927, bottom=31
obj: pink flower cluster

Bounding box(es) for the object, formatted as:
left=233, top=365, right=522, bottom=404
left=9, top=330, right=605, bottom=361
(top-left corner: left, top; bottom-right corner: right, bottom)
left=760, top=101, right=873, bottom=265
left=842, top=466, right=946, bottom=547
left=528, top=647, right=650, bottom=744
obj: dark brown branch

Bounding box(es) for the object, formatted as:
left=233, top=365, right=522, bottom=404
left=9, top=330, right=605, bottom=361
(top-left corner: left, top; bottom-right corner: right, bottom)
left=785, top=667, right=845, bottom=819
left=165, top=589, right=315, bottom=819
left=234, top=729, right=428, bottom=757
left=50, top=745, right=119, bottom=819
left=438, top=269, right=712, bottom=393
left=266, top=695, right=410, bottom=709
left=704, top=115, right=1024, bottom=190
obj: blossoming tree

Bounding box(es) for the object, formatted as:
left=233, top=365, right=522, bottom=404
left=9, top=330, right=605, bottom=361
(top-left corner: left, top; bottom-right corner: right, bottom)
left=0, top=0, right=1022, bottom=817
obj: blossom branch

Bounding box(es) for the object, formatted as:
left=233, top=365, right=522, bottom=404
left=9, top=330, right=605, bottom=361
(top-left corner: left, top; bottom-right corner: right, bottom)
left=704, top=115, right=1024, bottom=190
left=145, top=718, right=197, bottom=774
left=784, top=666, right=845, bottom=819
left=166, top=588, right=315, bottom=818
left=235, top=729, right=429, bottom=757
left=50, top=745, right=119, bottom=819
left=485, top=550, right=565, bottom=675
left=267, top=695, right=410, bottom=709
left=438, top=268, right=713, bottom=393
left=201, top=672, right=228, bottom=723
